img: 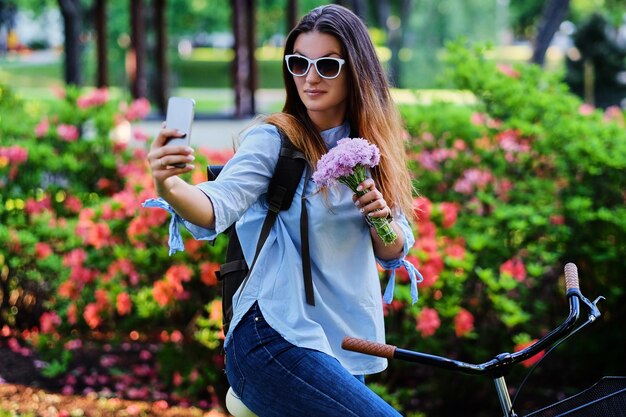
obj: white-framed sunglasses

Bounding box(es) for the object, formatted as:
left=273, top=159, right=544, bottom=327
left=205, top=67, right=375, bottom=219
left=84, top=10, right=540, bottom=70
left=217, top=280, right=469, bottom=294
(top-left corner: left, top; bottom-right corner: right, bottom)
left=284, top=54, right=346, bottom=79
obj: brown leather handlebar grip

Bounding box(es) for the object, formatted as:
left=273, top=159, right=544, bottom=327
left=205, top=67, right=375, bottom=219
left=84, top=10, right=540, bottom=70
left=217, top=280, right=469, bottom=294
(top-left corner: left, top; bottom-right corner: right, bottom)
left=342, top=337, right=397, bottom=359
left=564, top=262, right=580, bottom=291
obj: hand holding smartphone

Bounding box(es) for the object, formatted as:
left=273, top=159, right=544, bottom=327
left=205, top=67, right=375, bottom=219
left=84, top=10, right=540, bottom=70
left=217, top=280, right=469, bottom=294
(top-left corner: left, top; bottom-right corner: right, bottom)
left=165, top=97, right=195, bottom=167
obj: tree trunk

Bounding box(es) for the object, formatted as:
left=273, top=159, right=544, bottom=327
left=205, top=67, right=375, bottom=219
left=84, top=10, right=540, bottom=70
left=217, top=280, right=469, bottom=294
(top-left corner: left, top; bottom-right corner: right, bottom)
left=58, top=0, right=83, bottom=86
left=94, top=0, right=107, bottom=87
left=287, top=0, right=298, bottom=31
left=531, top=0, right=570, bottom=66
left=232, top=0, right=256, bottom=117
left=153, top=0, right=168, bottom=115
left=129, top=0, right=147, bottom=98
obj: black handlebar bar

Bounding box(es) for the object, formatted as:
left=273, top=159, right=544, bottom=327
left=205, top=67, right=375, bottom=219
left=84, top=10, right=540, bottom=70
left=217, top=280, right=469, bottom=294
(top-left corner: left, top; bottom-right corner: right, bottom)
left=342, top=263, right=602, bottom=378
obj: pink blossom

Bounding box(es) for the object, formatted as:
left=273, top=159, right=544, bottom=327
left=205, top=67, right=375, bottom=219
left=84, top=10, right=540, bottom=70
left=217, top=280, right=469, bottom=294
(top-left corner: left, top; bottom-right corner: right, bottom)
left=471, top=112, right=487, bottom=126
left=172, top=371, right=183, bottom=387
left=454, top=308, right=474, bottom=337
left=39, top=311, right=61, bottom=334
left=500, top=257, right=526, bottom=282
left=76, top=87, right=109, bottom=109
left=64, top=338, right=82, bottom=350
left=416, top=150, right=439, bottom=171
left=312, top=137, right=380, bottom=187
left=83, top=303, right=102, bottom=329
left=445, top=243, right=465, bottom=260
left=578, top=103, right=595, bottom=115
left=132, top=128, right=151, bottom=142
left=603, top=106, right=625, bottom=125
left=453, top=168, right=493, bottom=194
left=200, top=262, right=219, bottom=286
left=496, top=63, right=520, bottom=78
left=439, top=202, right=459, bottom=228
left=123, top=98, right=151, bottom=121
left=35, top=242, right=53, bottom=259
left=51, top=85, right=66, bottom=98
left=35, top=118, right=50, bottom=137
left=116, top=292, right=132, bottom=316
left=64, top=195, right=82, bottom=213
left=413, top=196, right=432, bottom=220
left=57, top=124, right=80, bottom=141
left=170, top=330, right=184, bottom=343
left=416, top=307, right=440, bottom=337
left=0, top=146, right=28, bottom=164
left=550, top=214, right=565, bottom=225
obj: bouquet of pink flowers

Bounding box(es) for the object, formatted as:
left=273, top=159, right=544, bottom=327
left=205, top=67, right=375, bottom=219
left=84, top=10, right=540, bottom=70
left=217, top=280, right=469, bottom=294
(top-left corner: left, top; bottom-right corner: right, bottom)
left=312, top=137, right=397, bottom=245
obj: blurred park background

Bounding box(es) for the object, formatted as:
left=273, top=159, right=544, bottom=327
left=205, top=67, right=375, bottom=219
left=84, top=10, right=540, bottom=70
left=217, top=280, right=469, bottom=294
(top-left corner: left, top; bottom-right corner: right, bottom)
left=1, top=0, right=626, bottom=416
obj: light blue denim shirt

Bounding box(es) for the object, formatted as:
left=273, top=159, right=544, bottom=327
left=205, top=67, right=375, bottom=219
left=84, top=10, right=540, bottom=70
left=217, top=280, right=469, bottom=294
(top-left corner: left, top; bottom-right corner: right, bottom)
left=143, top=122, right=422, bottom=375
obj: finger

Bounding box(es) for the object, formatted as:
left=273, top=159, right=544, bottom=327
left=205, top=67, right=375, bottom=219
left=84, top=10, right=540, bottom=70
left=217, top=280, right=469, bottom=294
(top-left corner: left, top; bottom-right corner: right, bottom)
left=356, top=178, right=375, bottom=193
left=152, top=128, right=186, bottom=149
left=363, top=198, right=387, bottom=216
left=357, top=188, right=382, bottom=206
left=158, top=152, right=195, bottom=168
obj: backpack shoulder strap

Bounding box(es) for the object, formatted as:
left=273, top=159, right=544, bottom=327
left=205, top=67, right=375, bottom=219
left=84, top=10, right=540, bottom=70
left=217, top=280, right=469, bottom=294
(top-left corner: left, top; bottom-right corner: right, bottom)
left=245, top=129, right=315, bottom=306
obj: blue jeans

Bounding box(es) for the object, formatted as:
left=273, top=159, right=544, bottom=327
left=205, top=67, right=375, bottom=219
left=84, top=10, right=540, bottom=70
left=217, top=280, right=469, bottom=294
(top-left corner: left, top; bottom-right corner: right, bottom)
left=225, top=302, right=402, bottom=417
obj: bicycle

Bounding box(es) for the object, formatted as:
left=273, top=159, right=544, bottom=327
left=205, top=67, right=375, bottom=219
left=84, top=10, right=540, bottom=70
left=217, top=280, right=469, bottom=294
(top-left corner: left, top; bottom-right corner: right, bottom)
left=342, top=262, right=626, bottom=416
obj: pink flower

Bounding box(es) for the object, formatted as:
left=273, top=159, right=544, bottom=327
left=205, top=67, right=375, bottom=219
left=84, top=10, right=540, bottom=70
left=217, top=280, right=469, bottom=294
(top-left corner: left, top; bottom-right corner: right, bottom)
left=471, top=112, right=487, bottom=126
left=170, top=330, right=184, bottom=343
left=445, top=243, right=465, bottom=260
left=500, top=257, right=526, bottom=282
left=35, top=118, right=50, bottom=137
left=76, top=87, right=109, bottom=109
left=312, top=137, right=380, bottom=187
left=454, top=308, right=474, bottom=337
left=416, top=307, right=440, bottom=337
left=496, top=63, right=520, bottom=78
left=39, top=311, right=61, bottom=334
left=200, top=262, right=219, bottom=286
left=116, top=292, right=132, bottom=316
left=578, top=103, right=595, bottom=115
left=550, top=214, right=565, bottom=225
left=123, top=98, right=151, bottom=121
left=57, top=124, right=80, bottom=141
left=83, top=303, right=102, bottom=329
left=64, top=195, right=83, bottom=213
left=413, top=196, right=432, bottom=220
left=132, top=128, right=151, bottom=142
left=35, top=242, right=53, bottom=259
left=439, top=202, right=459, bottom=228
left=172, top=371, right=183, bottom=387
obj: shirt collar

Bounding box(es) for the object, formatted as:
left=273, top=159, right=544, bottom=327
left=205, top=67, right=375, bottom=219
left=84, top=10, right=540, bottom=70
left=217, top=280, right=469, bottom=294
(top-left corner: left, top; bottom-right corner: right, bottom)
left=320, top=121, right=351, bottom=148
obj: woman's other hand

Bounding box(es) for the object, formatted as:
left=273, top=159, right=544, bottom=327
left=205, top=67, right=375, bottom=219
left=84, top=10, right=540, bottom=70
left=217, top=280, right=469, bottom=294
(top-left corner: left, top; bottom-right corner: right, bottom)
left=353, top=178, right=391, bottom=219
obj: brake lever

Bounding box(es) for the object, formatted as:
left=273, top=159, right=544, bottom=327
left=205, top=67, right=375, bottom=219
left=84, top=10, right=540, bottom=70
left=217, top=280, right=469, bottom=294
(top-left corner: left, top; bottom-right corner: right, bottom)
left=587, top=296, right=604, bottom=321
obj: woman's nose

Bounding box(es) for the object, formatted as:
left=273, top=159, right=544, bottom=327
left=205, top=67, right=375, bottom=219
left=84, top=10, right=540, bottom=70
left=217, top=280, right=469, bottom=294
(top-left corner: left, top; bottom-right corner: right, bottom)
left=305, top=65, right=321, bottom=82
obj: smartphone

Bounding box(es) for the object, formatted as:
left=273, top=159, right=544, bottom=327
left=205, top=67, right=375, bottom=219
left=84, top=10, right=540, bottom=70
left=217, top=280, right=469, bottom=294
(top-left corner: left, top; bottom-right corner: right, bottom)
left=164, top=97, right=195, bottom=167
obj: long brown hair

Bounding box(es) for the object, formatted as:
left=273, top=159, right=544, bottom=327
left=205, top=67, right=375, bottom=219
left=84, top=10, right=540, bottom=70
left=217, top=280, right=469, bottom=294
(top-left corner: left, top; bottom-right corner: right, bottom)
left=266, top=5, right=414, bottom=219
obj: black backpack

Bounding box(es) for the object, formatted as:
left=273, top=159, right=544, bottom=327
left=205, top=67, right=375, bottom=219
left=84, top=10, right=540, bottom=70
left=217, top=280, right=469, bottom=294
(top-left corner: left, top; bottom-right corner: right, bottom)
left=207, top=130, right=315, bottom=334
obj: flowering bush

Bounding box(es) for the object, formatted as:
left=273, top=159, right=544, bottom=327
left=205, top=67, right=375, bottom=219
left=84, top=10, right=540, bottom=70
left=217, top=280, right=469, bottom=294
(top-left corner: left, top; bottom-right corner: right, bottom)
left=0, top=83, right=234, bottom=407
left=372, top=41, right=626, bottom=414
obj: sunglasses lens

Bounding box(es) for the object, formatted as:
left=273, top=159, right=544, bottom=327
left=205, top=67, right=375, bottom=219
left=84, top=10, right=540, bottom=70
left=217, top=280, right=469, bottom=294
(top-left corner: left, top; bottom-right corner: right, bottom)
left=316, top=59, right=341, bottom=78
left=287, top=56, right=309, bottom=76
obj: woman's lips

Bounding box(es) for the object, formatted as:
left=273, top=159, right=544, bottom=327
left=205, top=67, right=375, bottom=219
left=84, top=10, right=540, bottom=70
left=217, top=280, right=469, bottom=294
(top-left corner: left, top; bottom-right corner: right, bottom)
left=304, top=89, right=325, bottom=98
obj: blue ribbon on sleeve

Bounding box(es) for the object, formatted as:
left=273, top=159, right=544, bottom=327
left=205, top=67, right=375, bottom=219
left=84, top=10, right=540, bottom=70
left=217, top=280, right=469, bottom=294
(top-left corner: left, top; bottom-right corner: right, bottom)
left=383, top=258, right=424, bottom=305
left=141, top=198, right=185, bottom=256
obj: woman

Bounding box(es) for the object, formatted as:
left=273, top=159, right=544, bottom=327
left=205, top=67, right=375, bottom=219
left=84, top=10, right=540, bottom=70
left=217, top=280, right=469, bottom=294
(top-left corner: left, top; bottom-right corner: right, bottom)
left=146, top=5, right=418, bottom=416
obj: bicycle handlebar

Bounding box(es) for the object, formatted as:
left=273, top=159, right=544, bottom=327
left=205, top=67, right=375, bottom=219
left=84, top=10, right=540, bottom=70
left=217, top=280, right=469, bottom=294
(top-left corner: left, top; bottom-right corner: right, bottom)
left=342, top=263, right=601, bottom=378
